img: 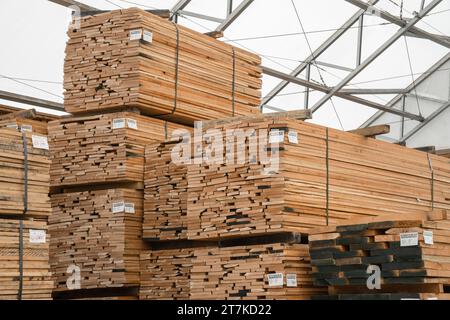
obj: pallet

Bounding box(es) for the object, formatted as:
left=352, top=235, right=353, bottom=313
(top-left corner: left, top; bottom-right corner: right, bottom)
left=0, top=218, right=53, bottom=300
left=48, top=111, right=189, bottom=189
left=308, top=217, right=450, bottom=300
left=0, top=127, right=51, bottom=218
left=63, top=8, right=262, bottom=125
left=186, top=116, right=450, bottom=240
left=49, top=188, right=147, bottom=292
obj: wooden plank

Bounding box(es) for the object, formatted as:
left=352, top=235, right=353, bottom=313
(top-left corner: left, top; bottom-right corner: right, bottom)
left=348, top=125, right=390, bottom=137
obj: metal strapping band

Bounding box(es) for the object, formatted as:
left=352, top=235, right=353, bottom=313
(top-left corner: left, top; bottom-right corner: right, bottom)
left=18, top=131, right=28, bottom=300
left=164, top=121, right=168, bottom=141
left=326, top=128, right=330, bottom=226
left=231, top=47, right=236, bottom=116
left=427, top=153, right=435, bottom=209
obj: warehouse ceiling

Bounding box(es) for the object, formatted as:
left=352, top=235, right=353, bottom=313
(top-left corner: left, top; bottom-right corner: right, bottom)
left=0, top=0, right=449, bottom=146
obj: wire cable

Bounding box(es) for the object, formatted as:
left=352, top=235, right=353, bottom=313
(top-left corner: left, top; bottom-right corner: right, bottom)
left=290, top=0, right=344, bottom=130
left=104, top=0, right=123, bottom=9
left=0, top=74, right=63, bottom=99
left=403, top=36, right=423, bottom=116
left=0, top=75, right=62, bottom=85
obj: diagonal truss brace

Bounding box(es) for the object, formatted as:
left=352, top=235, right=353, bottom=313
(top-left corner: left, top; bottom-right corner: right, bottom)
left=309, top=0, right=444, bottom=113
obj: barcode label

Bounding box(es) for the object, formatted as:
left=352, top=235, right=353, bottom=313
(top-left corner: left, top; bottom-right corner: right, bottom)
left=400, top=232, right=419, bottom=247
left=127, top=118, right=138, bottom=130
left=124, top=203, right=135, bottom=213
left=112, top=118, right=126, bottom=129
left=29, top=230, right=46, bottom=243
left=129, top=29, right=142, bottom=41
left=286, top=274, right=297, bottom=287
left=424, top=231, right=434, bottom=245
left=288, top=131, right=298, bottom=144
left=143, top=30, right=153, bottom=43
left=267, top=273, right=284, bottom=287
left=32, top=135, right=49, bottom=150
left=112, top=202, right=125, bottom=213
left=269, top=130, right=284, bottom=143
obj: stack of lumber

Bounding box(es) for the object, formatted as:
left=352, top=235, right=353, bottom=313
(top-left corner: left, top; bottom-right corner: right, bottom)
left=139, top=235, right=326, bottom=300
left=0, top=106, right=54, bottom=135
left=187, top=116, right=450, bottom=240
left=48, top=112, right=189, bottom=189
left=308, top=212, right=450, bottom=300
left=190, top=241, right=324, bottom=300
left=63, top=8, right=262, bottom=125
left=143, top=140, right=189, bottom=241
left=140, top=247, right=194, bottom=300
left=0, top=127, right=51, bottom=218
left=49, top=188, right=145, bottom=292
left=0, top=218, right=53, bottom=300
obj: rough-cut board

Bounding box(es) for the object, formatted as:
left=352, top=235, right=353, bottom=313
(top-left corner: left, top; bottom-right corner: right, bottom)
left=187, top=117, right=450, bottom=240
left=308, top=216, right=450, bottom=300
left=49, top=188, right=146, bottom=292
left=64, top=8, right=262, bottom=125
left=48, top=111, right=190, bottom=189
left=0, top=218, right=53, bottom=300
left=143, top=140, right=189, bottom=241
left=0, top=128, right=51, bottom=218
left=140, top=240, right=326, bottom=300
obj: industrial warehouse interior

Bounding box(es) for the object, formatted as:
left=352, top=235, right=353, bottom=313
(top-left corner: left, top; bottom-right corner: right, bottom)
left=0, top=0, right=449, bottom=309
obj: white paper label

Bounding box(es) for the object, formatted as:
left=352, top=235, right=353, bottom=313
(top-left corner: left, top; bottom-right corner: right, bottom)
left=427, top=297, right=438, bottom=300
left=424, top=231, right=434, bottom=245
left=288, top=131, right=298, bottom=144
left=127, top=118, right=138, bottom=130
left=267, top=273, right=284, bottom=287
left=32, top=135, right=49, bottom=150
left=400, top=232, right=419, bottom=247
left=143, top=30, right=153, bottom=43
left=129, top=29, right=142, bottom=41
left=112, top=201, right=125, bottom=213
left=286, top=274, right=297, bottom=287
left=112, top=118, right=126, bottom=129
left=21, top=125, right=33, bottom=132
left=269, top=130, right=284, bottom=143
left=29, top=229, right=46, bottom=244
left=6, top=123, right=18, bottom=129
left=124, top=203, right=135, bottom=213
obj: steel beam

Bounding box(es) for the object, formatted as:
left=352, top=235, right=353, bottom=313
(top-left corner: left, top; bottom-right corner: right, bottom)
left=261, top=0, right=380, bottom=107
left=47, top=0, right=98, bottom=11
left=215, top=0, right=254, bottom=33
left=0, top=90, right=64, bottom=112
left=356, top=15, right=364, bottom=66
left=339, top=88, right=406, bottom=94
left=170, top=0, right=192, bottom=20
left=346, top=0, right=450, bottom=49
left=262, top=66, right=424, bottom=121
left=178, top=10, right=224, bottom=23
left=310, top=0, right=444, bottom=113
left=399, top=101, right=450, bottom=143
left=361, top=52, right=450, bottom=128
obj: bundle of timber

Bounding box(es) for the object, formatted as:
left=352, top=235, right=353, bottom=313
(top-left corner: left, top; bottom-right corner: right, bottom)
left=308, top=212, right=450, bottom=300
left=190, top=240, right=324, bottom=300
left=139, top=233, right=325, bottom=300
left=48, top=111, right=189, bottom=189
left=0, top=127, right=51, bottom=218
left=143, top=140, right=189, bottom=241
left=49, top=188, right=146, bottom=293
left=187, top=116, right=450, bottom=240
left=0, top=218, right=53, bottom=300
left=63, top=8, right=262, bottom=124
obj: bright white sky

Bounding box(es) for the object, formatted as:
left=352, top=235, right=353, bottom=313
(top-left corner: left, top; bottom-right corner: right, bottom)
left=0, top=0, right=449, bottom=129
